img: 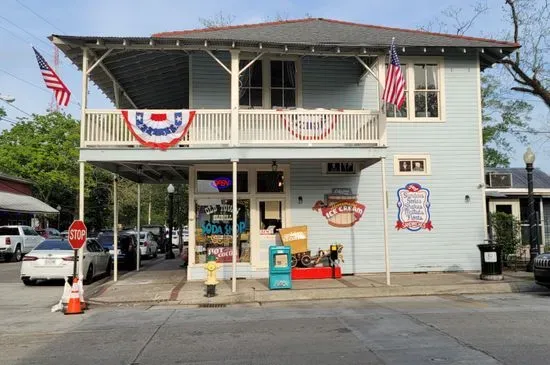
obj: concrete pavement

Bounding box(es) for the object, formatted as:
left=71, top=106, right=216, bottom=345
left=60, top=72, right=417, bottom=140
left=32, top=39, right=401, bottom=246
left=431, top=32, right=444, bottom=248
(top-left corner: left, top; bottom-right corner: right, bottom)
left=87, top=258, right=548, bottom=306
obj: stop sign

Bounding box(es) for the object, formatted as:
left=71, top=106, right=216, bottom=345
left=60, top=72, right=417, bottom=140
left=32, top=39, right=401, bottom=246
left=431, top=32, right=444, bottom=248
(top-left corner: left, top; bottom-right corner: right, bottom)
left=68, top=220, right=87, bottom=249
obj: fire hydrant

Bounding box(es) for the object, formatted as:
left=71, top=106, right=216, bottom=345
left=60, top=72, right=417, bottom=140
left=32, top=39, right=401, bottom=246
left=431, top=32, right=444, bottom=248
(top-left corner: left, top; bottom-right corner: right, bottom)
left=204, top=254, right=219, bottom=297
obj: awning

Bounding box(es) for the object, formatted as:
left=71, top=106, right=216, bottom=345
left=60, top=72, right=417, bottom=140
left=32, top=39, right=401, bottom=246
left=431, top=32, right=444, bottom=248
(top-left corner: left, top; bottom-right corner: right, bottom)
left=0, top=191, right=58, bottom=214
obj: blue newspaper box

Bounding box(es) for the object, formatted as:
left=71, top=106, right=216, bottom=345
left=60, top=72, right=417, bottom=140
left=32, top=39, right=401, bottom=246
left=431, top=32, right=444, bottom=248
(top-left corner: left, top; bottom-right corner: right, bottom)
left=268, top=246, right=292, bottom=290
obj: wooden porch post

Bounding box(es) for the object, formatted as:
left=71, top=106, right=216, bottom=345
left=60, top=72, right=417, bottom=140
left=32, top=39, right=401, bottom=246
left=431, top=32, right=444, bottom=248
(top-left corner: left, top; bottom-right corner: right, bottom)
left=230, top=50, right=240, bottom=147
left=78, top=48, right=89, bottom=282
left=381, top=157, right=391, bottom=285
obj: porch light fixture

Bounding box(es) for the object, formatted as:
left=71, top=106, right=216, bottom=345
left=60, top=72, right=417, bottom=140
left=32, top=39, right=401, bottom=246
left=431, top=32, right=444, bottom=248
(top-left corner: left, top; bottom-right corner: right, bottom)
left=311, top=46, right=315, bottom=53
left=259, top=43, right=263, bottom=49
left=272, top=160, right=278, bottom=172
left=402, top=47, right=406, bottom=53
left=523, top=147, right=538, bottom=271
left=464, top=195, right=470, bottom=203
left=298, top=196, right=303, bottom=204
left=284, top=45, right=288, bottom=52
left=336, top=47, right=341, bottom=53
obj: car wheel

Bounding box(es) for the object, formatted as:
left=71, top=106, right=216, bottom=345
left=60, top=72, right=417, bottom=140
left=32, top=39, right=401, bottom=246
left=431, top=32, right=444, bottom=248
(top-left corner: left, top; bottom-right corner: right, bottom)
left=84, top=264, right=94, bottom=285
left=22, top=277, right=36, bottom=286
left=13, top=245, right=22, bottom=262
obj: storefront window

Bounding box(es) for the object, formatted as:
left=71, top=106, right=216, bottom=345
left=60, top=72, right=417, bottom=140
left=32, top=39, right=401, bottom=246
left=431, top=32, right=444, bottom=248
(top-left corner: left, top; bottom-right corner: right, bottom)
left=195, top=199, right=250, bottom=264
left=196, top=171, right=248, bottom=193
left=257, top=171, right=284, bottom=193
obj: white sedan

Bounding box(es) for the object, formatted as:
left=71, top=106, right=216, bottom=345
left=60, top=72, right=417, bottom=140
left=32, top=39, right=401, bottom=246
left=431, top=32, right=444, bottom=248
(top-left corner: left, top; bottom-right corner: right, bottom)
left=124, top=231, right=159, bottom=259
left=20, top=238, right=112, bottom=285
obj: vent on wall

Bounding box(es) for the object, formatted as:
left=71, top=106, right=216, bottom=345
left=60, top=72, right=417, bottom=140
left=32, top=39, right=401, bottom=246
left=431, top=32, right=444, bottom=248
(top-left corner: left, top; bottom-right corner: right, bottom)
left=487, top=173, right=513, bottom=188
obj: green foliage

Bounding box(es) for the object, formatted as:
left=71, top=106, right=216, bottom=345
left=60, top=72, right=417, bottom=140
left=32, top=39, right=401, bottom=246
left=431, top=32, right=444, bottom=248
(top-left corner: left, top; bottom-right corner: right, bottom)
left=482, top=75, right=533, bottom=167
left=490, top=211, right=522, bottom=260
left=0, top=111, right=80, bottom=207
left=0, top=107, right=5, bottom=119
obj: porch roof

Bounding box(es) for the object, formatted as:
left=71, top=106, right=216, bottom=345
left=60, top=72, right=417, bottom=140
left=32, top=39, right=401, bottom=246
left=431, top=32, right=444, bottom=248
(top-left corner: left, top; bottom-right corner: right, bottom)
left=50, top=18, right=519, bottom=109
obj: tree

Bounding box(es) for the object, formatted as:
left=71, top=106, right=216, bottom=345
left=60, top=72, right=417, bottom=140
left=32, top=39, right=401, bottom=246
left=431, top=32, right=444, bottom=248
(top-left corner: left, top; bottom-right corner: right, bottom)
left=0, top=112, right=80, bottom=206
left=199, top=11, right=235, bottom=28
left=482, top=75, right=533, bottom=166
left=496, top=0, right=549, bottom=108
left=422, top=1, right=549, bottom=108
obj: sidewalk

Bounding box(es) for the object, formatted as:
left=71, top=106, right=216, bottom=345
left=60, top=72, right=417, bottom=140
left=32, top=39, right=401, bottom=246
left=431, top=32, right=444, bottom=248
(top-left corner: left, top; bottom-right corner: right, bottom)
left=86, top=258, right=548, bottom=307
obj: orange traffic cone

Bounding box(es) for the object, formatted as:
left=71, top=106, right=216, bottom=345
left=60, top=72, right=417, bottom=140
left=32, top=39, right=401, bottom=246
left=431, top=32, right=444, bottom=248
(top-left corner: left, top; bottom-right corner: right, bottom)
left=64, top=279, right=83, bottom=315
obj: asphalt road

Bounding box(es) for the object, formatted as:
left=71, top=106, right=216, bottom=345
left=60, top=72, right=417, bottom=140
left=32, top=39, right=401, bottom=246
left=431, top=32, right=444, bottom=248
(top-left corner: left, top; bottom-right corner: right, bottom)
left=1, top=259, right=550, bottom=365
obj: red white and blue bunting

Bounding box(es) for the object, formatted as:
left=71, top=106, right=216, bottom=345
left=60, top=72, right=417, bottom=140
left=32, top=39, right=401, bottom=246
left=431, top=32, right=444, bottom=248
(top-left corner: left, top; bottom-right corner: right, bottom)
left=121, top=110, right=196, bottom=149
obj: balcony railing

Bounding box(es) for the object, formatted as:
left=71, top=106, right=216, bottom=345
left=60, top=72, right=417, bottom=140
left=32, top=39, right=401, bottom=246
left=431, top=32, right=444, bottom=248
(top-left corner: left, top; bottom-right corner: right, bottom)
left=83, top=109, right=384, bottom=148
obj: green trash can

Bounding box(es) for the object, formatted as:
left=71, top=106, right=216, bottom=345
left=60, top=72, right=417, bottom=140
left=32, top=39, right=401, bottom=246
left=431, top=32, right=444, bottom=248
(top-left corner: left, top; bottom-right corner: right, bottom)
left=477, top=243, right=503, bottom=281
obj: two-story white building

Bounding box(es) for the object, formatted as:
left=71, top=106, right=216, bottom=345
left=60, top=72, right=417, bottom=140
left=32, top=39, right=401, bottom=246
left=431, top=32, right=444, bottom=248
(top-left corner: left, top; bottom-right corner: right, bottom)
left=52, top=18, right=518, bottom=283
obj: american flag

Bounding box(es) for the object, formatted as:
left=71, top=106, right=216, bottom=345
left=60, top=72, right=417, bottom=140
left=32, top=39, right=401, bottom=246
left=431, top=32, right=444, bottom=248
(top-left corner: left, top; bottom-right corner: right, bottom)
left=33, top=47, right=71, bottom=107
left=382, top=41, right=406, bottom=109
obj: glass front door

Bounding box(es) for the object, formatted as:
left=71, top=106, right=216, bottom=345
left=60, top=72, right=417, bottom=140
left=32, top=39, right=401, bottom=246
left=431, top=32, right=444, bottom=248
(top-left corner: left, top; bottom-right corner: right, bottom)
left=257, top=200, right=285, bottom=265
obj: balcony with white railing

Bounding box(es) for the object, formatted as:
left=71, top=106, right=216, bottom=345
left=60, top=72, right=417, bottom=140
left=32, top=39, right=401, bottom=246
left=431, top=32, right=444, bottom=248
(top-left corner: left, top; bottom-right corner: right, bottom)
left=83, top=109, right=385, bottom=148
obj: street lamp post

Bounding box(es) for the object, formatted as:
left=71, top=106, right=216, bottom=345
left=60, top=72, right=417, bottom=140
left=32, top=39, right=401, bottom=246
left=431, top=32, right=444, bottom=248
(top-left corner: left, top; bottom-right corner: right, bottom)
left=524, top=147, right=539, bottom=272
left=56, top=205, right=61, bottom=230
left=166, top=184, right=175, bottom=259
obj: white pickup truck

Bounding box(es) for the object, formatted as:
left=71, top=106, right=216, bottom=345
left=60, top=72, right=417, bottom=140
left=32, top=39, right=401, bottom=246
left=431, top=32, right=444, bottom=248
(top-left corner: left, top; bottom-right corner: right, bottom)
left=0, top=226, right=44, bottom=262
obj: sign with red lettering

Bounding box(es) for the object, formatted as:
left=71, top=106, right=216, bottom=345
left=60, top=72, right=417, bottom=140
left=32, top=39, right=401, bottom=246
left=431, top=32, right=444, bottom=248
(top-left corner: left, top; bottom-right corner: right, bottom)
left=210, top=177, right=232, bottom=190
left=207, top=246, right=234, bottom=263
left=312, top=189, right=365, bottom=228
left=68, top=220, right=87, bottom=249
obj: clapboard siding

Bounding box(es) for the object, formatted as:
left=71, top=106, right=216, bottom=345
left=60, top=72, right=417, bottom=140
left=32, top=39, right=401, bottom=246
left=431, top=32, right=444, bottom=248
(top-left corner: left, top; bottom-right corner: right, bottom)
left=290, top=161, right=385, bottom=274
left=382, top=56, right=484, bottom=272
left=190, top=52, right=230, bottom=108
left=302, top=56, right=365, bottom=109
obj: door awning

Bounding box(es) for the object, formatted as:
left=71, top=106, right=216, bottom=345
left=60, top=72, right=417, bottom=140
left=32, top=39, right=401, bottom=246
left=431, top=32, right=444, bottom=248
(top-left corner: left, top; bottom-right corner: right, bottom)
left=0, top=191, right=58, bottom=214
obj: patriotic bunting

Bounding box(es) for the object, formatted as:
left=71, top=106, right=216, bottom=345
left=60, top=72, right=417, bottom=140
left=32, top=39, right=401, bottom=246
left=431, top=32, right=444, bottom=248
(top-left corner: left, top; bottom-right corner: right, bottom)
left=121, top=110, right=195, bottom=149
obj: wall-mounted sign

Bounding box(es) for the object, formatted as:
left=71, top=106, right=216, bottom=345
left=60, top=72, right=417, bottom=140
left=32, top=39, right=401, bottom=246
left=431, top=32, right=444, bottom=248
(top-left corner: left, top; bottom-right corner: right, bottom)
left=396, top=183, right=433, bottom=231
left=121, top=110, right=195, bottom=149
left=312, top=189, right=365, bottom=228
left=210, top=177, right=232, bottom=190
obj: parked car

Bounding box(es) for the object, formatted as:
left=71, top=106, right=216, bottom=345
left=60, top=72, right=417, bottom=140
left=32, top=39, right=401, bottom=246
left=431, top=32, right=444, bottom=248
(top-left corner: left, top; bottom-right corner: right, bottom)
left=534, top=253, right=550, bottom=288
left=0, top=225, right=44, bottom=262
left=122, top=230, right=159, bottom=259
left=20, top=238, right=111, bottom=285
left=142, top=225, right=168, bottom=253
left=96, top=232, right=138, bottom=270
left=60, top=230, right=69, bottom=239
left=35, top=228, right=61, bottom=239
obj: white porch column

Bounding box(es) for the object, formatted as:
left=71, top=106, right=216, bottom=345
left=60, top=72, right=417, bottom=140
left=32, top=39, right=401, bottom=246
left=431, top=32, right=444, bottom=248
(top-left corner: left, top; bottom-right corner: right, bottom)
left=136, top=183, right=141, bottom=271
left=78, top=161, right=85, bottom=281
left=78, top=48, right=89, bottom=281
left=381, top=157, right=391, bottom=286
left=232, top=158, right=238, bottom=293
left=113, top=175, right=118, bottom=282
left=230, top=50, right=240, bottom=147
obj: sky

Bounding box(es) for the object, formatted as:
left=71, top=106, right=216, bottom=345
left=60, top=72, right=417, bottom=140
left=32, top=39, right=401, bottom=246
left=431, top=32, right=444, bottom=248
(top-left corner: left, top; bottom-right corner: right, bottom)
left=0, top=0, right=548, bottom=170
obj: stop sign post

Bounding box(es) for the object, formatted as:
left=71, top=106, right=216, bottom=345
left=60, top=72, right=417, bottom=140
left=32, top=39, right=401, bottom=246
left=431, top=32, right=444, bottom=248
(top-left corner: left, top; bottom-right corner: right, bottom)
left=68, top=220, right=87, bottom=279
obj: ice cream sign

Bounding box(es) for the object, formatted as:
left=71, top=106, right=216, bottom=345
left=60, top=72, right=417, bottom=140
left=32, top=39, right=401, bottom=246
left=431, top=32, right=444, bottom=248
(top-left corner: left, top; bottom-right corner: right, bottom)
left=396, top=183, right=433, bottom=231
left=312, top=188, right=365, bottom=228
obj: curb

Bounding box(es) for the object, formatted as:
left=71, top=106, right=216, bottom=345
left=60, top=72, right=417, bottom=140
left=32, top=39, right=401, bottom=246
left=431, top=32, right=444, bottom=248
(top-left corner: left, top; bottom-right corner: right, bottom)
left=86, top=281, right=548, bottom=307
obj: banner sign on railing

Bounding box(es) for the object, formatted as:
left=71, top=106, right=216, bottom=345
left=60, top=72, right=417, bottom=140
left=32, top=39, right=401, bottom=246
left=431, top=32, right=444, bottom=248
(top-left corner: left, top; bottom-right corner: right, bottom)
left=279, top=111, right=338, bottom=140
left=121, top=110, right=195, bottom=149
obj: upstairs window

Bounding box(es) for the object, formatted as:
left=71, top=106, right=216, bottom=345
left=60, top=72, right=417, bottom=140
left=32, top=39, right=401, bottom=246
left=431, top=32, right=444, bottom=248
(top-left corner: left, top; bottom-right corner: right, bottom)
left=239, top=60, right=263, bottom=107
left=270, top=60, right=296, bottom=108
left=385, top=61, right=442, bottom=121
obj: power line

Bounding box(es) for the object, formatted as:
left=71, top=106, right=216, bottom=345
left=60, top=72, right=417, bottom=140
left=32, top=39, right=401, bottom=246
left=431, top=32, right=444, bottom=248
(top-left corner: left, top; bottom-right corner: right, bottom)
left=1, top=101, right=32, bottom=117
left=0, top=24, right=53, bottom=58
left=15, top=0, right=66, bottom=35
left=0, top=14, right=52, bottom=50
left=0, top=68, right=82, bottom=107
left=0, top=117, right=16, bottom=126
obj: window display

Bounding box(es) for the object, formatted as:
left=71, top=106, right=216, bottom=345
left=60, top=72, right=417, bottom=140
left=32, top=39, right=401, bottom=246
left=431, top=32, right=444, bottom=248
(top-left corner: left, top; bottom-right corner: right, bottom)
left=195, top=199, right=250, bottom=263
